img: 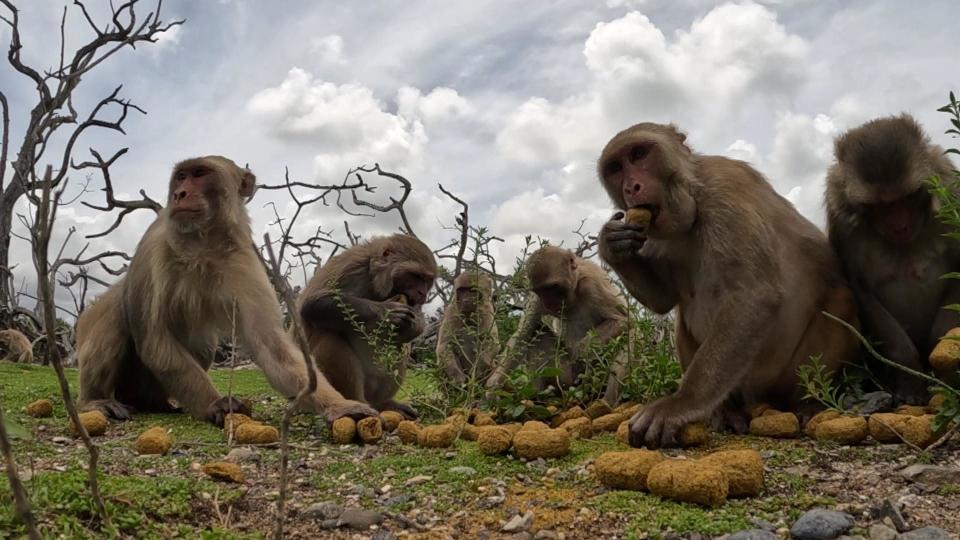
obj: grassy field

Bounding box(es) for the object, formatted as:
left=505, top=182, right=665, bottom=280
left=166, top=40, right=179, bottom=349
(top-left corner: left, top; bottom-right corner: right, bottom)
left=1, top=362, right=957, bottom=539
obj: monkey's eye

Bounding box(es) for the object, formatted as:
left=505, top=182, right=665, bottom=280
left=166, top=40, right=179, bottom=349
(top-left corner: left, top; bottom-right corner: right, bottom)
left=174, top=171, right=187, bottom=182
left=629, top=145, right=650, bottom=162
left=604, top=162, right=622, bottom=178
left=192, top=167, right=211, bottom=177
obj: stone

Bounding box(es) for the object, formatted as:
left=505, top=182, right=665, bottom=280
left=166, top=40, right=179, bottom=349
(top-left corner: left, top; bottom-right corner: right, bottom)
left=224, top=447, right=260, bottom=463
left=336, top=507, right=384, bottom=530
left=898, top=464, right=960, bottom=486
left=202, top=461, right=244, bottom=483
left=502, top=511, right=534, bottom=533
left=900, top=527, right=952, bottom=540
left=534, top=531, right=560, bottom=540
left=371, top=530, right=396, bottom=540
left=859, top=391, right=894, bottom=415
left=868, top=524, right=899, bottom=540
left=728, top=530, right=778, bottom=540
left=449, top=466, right=477, bottom=476
left=404, top=475, right=432, bottom=486
left=880, top=498, right=909, bottom=533
left=789, top=509, right=855, bottom=540
left=303, top=501, right=343, bottom=521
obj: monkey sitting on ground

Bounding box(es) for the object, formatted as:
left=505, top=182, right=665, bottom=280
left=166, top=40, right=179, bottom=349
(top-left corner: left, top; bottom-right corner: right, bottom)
left=76, top=156, right=376, bottom=425
left=826, top=114, right=959, bottom=402
left=0, top=328, right=33, bottom=363
left=299, top=233, right=438, bottom=419
left=437, top=271, right=499, bottom=384
left=597, top=122, right=860, bottom=448
left=485, top=246, right=630, bottom=404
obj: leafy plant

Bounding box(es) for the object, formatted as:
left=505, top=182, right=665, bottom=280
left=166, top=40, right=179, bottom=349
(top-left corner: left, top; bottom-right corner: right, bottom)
left=797, top=355, right=848, bottom=411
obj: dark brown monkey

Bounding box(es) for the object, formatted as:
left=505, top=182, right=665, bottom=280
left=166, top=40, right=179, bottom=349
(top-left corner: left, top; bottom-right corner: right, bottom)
left=299, top=234, right=438, bottom=419
left=485, top=246, right=630, bottom=404
left=76, top=156, right=376, bottom=425
left=826, top=114, right=959, bottom=402
left=437, top=271, right=499, bottom=384
left=597, top=122, right=860, bottom=448
left=0, top=329, right=33, bottom=363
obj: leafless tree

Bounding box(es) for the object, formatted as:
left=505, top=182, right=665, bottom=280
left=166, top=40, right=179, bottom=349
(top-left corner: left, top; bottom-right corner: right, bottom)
left=0, top=0, right=182, bottom=308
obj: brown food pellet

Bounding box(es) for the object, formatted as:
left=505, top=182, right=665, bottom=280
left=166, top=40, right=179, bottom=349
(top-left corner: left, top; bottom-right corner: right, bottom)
left=379, top=411, right=404, bottom=432
left=594, top=449, right=664, bottom=490
left=558, top=417, right=592, bottom=439
left=749, top=412, right=799, bottom=438
left=520, top=420, right=550, bottom=432
left=134, top=426, right=172, bottom=455
left=417, top=423, right=457, bottom=448
left=460, top=423, right=480, bottom=441
left=647, top=459, right=728, bottom=507
left=813, top=416, right=868, bottom=445
left=203, top=461, right=244, bottom=483
left=472, top=412, right=497, bottom=426
left=868, top=413, right=937, bottom=447
left=592, top=412, right=627, bottom=433
left=804, top=410, right=842, bottom=437
left=928, top=394, right=946, bottom=411
left=331, top=417, right=357, bottom=444
left=396, top=420, right=421, bottom=444
left=500, top=423, right=523, bottom=436
left=224, top=413, right=254, bottom=435
left=894, top=405, right=929, bottom=417
left=616, top=421, right=630, bottom=445
left=615, top=403, right=642, bottom=418
left=25, top=399, right=53, bottom=418
left=478, top=426, right=513, bottom=455
left=698, top=449, right=763, bottom=497
left=235, top=422, right=280, bottom=444
left=70, top=410, right=108, bottom=437
left=747, top=403, right=773, bottom=419
left=678, top=423, right=709, bottom=447
left=551, top=406, right=587, bottom=427
left=357, top=416, right=384, bottom=444
left=513, top=428, right=571, bottom=459
left=929, top=327, right=960, bottom=372
left=625, top=207, right=653, bottom=228
left=585, top=400, right=613, bottom=420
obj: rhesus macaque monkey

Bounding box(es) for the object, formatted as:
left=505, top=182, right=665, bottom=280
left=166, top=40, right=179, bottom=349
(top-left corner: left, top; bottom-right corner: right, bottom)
left=485, top=246, right=630, bottom=404
left=597, top=122, right=860, bottom=448
left=826, top=114, right=959, bottom=402
left=299, top=234, right=438, bottom=419
left=76, top=156, right=376, bottom=425
left=0, top=329, right=33, bottom=363
left=436, top=271, right=499, bottom=384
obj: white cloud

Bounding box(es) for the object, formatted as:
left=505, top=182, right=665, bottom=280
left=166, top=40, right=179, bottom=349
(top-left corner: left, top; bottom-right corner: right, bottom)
left=605, top=0, right=648, bottom=9
left=309, top=34, right=346, bottom=65
left=151, top=24, right=182, bottom=56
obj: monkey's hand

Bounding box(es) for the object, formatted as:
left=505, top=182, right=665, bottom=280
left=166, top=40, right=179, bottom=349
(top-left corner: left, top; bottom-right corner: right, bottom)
left=628, top=394, right=706, bottom=449
left=324, top=399, right=379, bottom=424
left=378, top=399, right=419, bottom=420
left=599, top=212, right=647, bottom=266
left=381, top=301, right=419, bottom=337
left=205, top=396, right=252, bottom=427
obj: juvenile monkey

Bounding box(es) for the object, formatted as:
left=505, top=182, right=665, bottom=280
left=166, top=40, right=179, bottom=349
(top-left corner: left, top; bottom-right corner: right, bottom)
left=486, top=246, right=630, bottom=404
left=597, top=122, right=859, bottom=448
left=0, top=329, right=33, bottom=363
left=437, top=271, right=499, bottom=384
left=826, top=114, right=959, bottom=401
left=76, top=156, right=376, bottom=425
left=299, top=234, right=438, bottom=419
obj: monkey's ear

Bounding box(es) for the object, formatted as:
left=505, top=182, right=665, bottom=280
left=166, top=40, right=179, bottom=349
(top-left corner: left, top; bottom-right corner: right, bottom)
left=240, top=170, right=257, bottom=200
left=380, top=247, right=393, bottom=259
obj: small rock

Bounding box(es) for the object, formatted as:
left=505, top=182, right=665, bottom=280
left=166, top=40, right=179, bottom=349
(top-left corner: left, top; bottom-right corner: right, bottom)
left=303, top=501, right=343, bottom=521
left=371, top=530, right=396, bottom=540
left=51, top=436, right=71, bottom=445
left=880, top=499, right=909, bottom=533
left=320, top=519, right=339, bottom=530
left=899, top=465, right=960, bottom=486
left=502, top=511, right=534, bottom=533
left=405, top=475, right=432, bottom=486
left=749, top=518, right=778, bottom=531
left=728, top=530, right=778, bottom=540
left=868, top=524, right=899, bottom=540
left=449, top=466, right=477, bottom=476
left=899, top=527, right=952, bottom=540
left=224, top=447, right=260, bottom=463
left=381, top=494, right=413, bottom=506
left=504, top=534, right=533, bottom=540
left=790, top=509, right=855, bottom=540
left=858, top=391, right=894, bottom=415
left=336, top=507, right=384, bottom=530
left=534, top=531, right=559, bottom=540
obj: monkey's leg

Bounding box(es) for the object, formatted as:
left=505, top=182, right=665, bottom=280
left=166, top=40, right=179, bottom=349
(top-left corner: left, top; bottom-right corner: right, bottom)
left=784, top=286, right=860, bottom=411
left=362, top=349, right=417, bottom=419
left=76, top=291, right=135, bottom=420
left=114, top=356, right=178, bottom=413
left=602, top=349, right=629, bottom=406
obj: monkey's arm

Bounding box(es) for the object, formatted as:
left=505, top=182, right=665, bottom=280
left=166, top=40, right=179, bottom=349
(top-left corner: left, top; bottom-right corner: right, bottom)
left=138, top=330, right=224, bottom=421
left=436, top=313, right=467, bottom=383
left=300, top=290, right=383, bottom=333
left=598, top=217, right=679, bottom=313
left=486, top=296, right=548, bottom=388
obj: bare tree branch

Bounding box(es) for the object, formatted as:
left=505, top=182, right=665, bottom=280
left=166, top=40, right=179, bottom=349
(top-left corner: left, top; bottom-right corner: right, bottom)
left=338, top=163, right=417, bottom=237
left=77, top=147, right=161, bottom=238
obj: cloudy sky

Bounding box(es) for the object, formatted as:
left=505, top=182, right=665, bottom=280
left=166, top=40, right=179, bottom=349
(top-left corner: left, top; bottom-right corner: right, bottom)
left=2, top=0, right=958, bottom=308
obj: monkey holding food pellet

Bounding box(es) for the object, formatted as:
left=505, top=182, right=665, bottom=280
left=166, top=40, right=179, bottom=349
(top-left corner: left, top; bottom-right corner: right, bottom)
left=624, top=207, right=653, bottom=230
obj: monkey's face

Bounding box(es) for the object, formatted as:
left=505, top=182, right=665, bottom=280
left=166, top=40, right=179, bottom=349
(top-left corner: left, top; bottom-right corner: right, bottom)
left=599, top=128, right=697, bottom=236
left=168, top=157, right=255, bottom=234
left=861, top=188, right=931, bottom=245
left=391, top=269, right=436, bottom=307
left=533, top=282, right=571, bottom=315
left=527, top=250, right=577, bottom=316
left=455, top=285, right=482, bottom=313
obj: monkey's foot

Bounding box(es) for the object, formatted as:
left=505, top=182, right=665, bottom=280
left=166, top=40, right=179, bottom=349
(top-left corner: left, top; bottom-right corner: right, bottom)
left=628, top=394, right=704, bottom=449
left=205, top=396, right=252, bottom=427
left=83, top=399, right=134, bottom=421
left=324, top=399, right=378, bottom=424
left=377, top=399, right=419, bottom=420
left=893, top=376, right=930, bottom=406
left=708, top=404, right=750, bottom=434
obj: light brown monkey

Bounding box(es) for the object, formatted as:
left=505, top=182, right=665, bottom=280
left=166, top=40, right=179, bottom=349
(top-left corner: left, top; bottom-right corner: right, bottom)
left=826, top=114, right=959, bottom=402
left=0, top=329, right=33, bottom=363
left=299, top=234, right=438, bottom=419
left=76, top=156, right=376, bottom=425
left=437, top=271, right=499, bottom=384
left=485, top=246, right=630, bottom=404
left=597, top=122, right=860, bottom=448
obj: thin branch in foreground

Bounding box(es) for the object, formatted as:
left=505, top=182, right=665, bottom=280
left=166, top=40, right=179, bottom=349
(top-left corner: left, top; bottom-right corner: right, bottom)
left=0, top=405, right=40, bottom=539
